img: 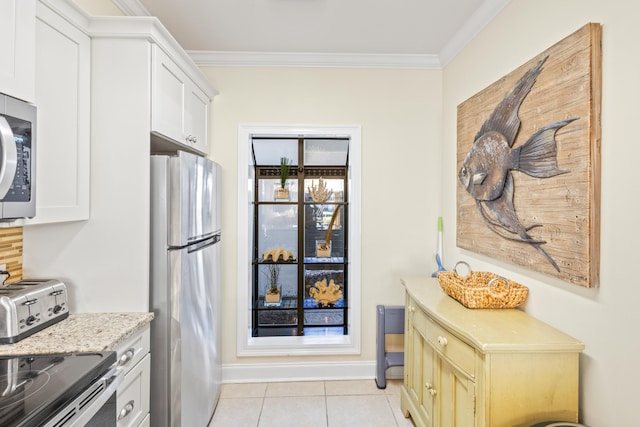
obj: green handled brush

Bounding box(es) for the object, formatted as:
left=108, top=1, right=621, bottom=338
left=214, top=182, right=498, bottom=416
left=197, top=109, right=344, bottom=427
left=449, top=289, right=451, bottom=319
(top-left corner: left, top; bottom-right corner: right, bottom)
left=431, top=216, right=445, bottom=277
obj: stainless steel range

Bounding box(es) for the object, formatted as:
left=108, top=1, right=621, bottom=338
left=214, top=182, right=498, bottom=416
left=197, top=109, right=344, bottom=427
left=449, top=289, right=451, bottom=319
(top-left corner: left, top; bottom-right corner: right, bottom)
left=0, top=279, right=69, bottom=344
left=0, top=351, right=123, bottom=427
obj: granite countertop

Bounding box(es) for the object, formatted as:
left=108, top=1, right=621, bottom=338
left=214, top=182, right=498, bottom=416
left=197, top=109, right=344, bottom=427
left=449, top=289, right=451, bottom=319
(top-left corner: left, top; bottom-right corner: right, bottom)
left=0, top=312, right=154, bottom=356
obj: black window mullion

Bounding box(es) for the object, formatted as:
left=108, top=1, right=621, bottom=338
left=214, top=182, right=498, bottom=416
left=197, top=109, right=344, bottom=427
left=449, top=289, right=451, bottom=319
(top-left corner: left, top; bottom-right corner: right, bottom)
left=297, top=138, right=305, bottom=336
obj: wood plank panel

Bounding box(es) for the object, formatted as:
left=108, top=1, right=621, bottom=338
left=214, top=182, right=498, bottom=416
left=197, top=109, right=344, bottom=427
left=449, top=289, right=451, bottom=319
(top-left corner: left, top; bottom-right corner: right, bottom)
left=0, top=227, right=23, bottom=284
left=456, top=23, right=601, bottom=287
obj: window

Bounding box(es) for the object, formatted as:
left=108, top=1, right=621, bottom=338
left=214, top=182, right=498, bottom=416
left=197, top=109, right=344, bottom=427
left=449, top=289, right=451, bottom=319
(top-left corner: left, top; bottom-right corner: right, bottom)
left=252, top=137, right=349, bottom=337
left=237, top=125, right=361, bottom=356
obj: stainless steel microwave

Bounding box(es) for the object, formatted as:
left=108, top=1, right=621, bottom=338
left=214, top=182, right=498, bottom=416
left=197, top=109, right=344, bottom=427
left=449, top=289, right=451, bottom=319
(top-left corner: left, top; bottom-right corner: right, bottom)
left=0, top=93, right=36, bottom=220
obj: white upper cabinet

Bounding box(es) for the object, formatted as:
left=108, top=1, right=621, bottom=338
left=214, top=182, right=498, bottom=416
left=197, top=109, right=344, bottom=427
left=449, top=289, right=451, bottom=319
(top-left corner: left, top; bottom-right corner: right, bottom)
left=0, top=0, right=36, bottom=102
left=185, top=81, right=209, bottom=154
left=151, top=45, right=210, bottom=155
left=27, top=0, right=90, bottom=224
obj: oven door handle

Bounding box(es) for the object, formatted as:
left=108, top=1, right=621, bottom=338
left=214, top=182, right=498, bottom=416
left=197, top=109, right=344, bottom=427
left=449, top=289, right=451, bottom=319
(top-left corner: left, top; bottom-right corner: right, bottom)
left=43, top=364, right=125, bottom=427
left=0, top=117, right=17, bottom=199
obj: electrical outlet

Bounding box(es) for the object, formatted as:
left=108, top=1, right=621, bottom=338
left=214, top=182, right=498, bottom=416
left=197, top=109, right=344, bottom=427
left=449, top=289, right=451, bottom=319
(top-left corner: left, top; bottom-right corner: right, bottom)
left=0, top=265, right=7, bottom=286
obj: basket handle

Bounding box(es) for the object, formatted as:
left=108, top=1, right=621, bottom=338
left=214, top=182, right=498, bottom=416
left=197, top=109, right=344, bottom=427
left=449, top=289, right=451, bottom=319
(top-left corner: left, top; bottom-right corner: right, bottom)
left=486, top=276, right=511, bottom=297
left=453, top=261, right=472, bottom=277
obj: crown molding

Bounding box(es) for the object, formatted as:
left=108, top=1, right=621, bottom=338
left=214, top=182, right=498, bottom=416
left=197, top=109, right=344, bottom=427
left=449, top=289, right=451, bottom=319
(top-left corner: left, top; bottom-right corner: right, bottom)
left=88, top=16, right=217, bottom=97
left=188, top=51, right=440, bottom=69
left=39, top=0, right=92, bottom=30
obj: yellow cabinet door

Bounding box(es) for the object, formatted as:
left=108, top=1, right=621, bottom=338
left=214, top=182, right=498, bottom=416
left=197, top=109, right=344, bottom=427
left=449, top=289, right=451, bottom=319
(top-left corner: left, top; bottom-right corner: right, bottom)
left=404, top=312, right=434, bottom=427
left=405, top=318, right=424, bottom=416
left=436, top=356, right=475, bottom=426
left=420, top=340, right=436, bottom=426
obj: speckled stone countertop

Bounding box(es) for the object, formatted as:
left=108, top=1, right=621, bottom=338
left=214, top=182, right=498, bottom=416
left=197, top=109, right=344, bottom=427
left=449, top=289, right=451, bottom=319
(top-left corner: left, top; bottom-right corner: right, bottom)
left=0, top=312, right=154, bottom=356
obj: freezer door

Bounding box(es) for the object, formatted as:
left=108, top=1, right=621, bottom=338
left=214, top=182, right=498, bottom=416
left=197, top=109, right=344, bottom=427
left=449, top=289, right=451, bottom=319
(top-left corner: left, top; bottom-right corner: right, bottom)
left=170, top=235, right=221, bottom=427
left=169, top=151, right=220, bottom=246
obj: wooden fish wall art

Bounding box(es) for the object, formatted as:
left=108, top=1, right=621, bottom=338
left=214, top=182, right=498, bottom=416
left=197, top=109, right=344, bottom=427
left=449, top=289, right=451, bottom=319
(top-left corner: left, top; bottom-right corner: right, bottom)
left=458, top=55, right=575, bottom=273
left=456, top=23, right=602, bottom=288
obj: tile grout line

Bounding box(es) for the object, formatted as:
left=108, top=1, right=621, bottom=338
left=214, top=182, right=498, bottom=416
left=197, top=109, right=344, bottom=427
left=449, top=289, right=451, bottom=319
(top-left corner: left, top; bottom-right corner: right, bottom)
left=255, top=384, right=266, bottom=427
left=323, top=381, right=329, bottom=427
left=386, top=393, right=400, bottom=427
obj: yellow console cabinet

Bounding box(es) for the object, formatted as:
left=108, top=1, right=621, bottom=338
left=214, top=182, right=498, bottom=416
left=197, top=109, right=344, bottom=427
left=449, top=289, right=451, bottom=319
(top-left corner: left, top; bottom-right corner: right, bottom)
left=400, top=277, right=584, bottom=427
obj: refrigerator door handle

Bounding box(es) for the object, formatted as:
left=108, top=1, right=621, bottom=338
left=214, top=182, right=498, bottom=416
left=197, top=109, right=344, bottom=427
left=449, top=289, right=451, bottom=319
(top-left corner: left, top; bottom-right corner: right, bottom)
left=187, top=234, right=221, bottom=254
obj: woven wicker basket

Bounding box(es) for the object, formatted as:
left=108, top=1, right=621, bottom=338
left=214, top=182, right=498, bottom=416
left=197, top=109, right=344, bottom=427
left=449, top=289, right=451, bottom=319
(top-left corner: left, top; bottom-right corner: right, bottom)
left=437, top=262, right=528, bottom=309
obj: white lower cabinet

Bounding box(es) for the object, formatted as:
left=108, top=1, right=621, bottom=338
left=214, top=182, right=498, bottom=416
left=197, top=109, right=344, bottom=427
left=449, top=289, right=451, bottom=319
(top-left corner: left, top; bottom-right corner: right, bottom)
left=115, top=326, right=151, bottom=427
left=401, top=277, right=584, bottom=427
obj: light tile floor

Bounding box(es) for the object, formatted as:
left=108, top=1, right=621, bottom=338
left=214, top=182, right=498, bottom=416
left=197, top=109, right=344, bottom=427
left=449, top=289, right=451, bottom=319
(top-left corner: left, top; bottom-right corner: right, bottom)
left=209, top=379, right=416, bottom=427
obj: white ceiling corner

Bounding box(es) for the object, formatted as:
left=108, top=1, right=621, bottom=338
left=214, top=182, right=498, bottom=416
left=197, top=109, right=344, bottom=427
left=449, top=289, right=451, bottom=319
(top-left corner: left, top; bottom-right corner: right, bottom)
left=113, top=0, right=511, bottom=69
left=111, top=0, right=148, bottom=16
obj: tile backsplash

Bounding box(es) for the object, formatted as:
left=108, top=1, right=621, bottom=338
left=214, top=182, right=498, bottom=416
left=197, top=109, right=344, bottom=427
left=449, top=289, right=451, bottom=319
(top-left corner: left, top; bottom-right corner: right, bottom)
left=0, top=227, right=22, bottom=284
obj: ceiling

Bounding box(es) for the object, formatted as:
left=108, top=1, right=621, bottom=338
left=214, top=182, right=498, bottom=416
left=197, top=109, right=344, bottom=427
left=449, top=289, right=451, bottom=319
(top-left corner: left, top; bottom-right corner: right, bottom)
left=115, top=0, right=511, bottom=67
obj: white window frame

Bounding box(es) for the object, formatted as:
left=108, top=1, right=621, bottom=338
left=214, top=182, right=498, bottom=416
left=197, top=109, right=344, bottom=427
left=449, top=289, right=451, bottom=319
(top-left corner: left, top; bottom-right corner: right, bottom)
left=237, top=125, right=362, bottom=356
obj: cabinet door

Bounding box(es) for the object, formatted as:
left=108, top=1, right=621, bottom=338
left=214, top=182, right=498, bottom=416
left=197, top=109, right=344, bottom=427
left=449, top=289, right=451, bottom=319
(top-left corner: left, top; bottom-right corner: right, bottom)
left=117, top=354, right=151, bottom=427
left=137, top=414, right=150, bottom=427
left=185, top=81, right=209, bottom=154
left=436, top=357, right=475, bottom=426
left=406, top=320, right=422, bottom=404
left=151, top=45, right=187, bottom=146
left=405, top=317, right=434, bottom=427
left=28, top=1, right=90, bottom=224
left=0, top=0, right=35, bottom=102
left=420, top=340, right=436, bottom=426
left=151, top=45, right=211, bottom=155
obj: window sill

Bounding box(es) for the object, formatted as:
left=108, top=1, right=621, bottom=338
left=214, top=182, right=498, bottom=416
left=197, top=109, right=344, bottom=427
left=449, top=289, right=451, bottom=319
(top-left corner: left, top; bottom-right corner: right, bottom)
left=239, top=333, right=360, bottom=357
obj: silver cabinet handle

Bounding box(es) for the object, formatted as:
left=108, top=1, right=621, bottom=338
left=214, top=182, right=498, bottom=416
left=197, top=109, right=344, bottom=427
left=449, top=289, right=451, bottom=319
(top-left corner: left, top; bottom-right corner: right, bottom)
left=118, top=400, right=135, bottom=420
left=118, top=348, right=135, bottom=367
left=0, top=117, right=17, bottom=199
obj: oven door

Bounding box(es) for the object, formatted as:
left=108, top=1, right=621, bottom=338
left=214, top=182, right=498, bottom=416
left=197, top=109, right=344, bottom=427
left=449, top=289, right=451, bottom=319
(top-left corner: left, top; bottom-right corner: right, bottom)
left=42, top=364, right=124, bottom=427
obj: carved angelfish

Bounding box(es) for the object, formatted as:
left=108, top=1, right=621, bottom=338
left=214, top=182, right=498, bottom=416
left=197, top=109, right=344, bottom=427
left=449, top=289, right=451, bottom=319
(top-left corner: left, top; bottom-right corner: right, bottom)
left=458, top=56, right=577, bottom=272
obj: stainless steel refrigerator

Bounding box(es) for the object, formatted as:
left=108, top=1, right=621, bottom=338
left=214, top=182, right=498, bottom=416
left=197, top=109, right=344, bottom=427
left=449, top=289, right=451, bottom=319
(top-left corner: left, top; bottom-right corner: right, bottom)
left=150, top=151, right=221, bottom=427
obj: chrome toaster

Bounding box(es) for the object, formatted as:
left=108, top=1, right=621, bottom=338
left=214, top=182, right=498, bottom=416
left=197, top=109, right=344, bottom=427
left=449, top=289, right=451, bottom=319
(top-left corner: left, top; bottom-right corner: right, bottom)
left=0, top=279, right=69, bottom=344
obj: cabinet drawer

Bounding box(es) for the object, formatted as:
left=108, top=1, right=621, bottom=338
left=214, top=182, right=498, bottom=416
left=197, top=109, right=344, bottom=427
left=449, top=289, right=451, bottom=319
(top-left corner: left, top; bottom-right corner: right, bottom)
left=117, top=354, right=150, bottom=427
left=115, top=327, right=150, bottom=375
left=408, top=299, right=475, bottom=377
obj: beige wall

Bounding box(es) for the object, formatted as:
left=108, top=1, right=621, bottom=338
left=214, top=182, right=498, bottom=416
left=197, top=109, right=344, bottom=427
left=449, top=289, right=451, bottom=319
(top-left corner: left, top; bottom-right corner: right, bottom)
left=442, top=1, right=640, bottom=425
left=70, top=0, right=123, bottom=16
left=68, top=0, right=637, bottom=423
left=202, top=66, right=443, bottom=365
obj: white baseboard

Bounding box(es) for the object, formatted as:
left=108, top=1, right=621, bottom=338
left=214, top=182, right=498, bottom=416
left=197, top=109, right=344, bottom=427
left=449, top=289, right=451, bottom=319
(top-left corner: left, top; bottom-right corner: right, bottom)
left=222, top=360, right=377, bottom=383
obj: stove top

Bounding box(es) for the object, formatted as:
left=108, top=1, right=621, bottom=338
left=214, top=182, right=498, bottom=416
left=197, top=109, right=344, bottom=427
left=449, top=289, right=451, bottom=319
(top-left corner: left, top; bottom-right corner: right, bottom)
left=0, top=352, right=116, bottom=427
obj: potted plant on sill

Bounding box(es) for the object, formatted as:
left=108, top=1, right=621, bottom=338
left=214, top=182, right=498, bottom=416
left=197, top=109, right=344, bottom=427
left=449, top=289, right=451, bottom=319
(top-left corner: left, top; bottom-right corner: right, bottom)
left=263, top=264, right=281, bottom=306
left=316, top=205, right=341, bottom=257
left=274, top=157, right=290, bottom=200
